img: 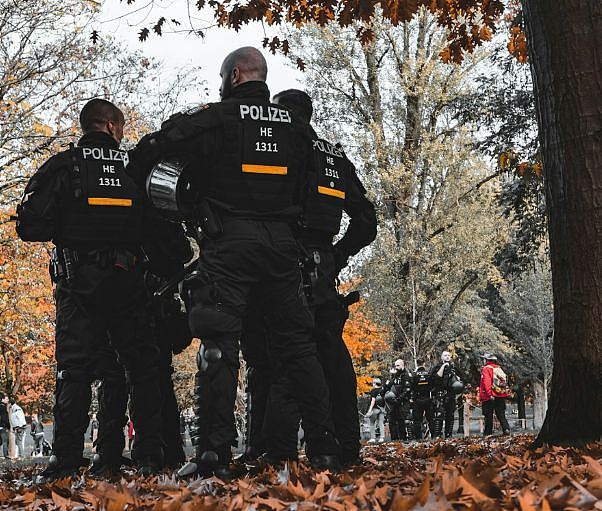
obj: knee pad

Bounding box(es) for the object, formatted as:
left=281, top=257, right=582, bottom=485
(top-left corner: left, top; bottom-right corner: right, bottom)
left=197, top=342, right=223, bottom=374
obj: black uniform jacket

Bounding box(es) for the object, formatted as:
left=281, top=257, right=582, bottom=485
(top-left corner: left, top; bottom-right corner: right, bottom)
left=127, top=81, right=311, bottom=222
left=16, top=132, right=115, bottom=243
left=297, top=123, right=377, bottom=267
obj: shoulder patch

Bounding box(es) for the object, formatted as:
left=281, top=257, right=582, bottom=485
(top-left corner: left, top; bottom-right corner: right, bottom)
left=186, top=103, right=211, bottom=116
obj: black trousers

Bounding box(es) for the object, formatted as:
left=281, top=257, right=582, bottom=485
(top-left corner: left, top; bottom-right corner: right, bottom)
left=187, top=219, right=335, bottom=461
left=431, top=391, right=456, bottom=438
left=95, top=348, right=127, bottom=462
left=482, top=398, right=510, bottom=435
left=412, top=399, right=433, bottom=439
left=241, top=244, right=360, bottom=462
left=96, top=314, right=187, bottom=466
left=388, top=400, right=410, bottom=440
left=52, top=262, right=162, bottom=463
left=240, top=304, right=272, bottom=455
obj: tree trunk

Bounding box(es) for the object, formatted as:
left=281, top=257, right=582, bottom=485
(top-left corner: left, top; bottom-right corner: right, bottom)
left=522, top=0, right=602, bottom=444
left=533, top=379, right=547, bottom=430
left=516, top=386, right=526, bottom=428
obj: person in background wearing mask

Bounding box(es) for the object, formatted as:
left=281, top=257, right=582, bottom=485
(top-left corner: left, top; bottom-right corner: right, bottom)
left=430, top=351, right=463, bottom=438
left=384, top=359, right=412, bottom=441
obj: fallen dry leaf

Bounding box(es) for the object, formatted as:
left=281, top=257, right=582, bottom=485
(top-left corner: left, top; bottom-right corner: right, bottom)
left=0, top=435, right=600, bottom=511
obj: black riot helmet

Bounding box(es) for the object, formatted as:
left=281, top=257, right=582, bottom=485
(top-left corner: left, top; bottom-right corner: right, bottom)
left=272, top=89, right=313, bottom=124
left=451, top=380, right=465, bottom=394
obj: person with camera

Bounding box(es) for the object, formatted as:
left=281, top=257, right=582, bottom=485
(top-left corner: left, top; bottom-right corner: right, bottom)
left=430, top=351, right=464, bottom=438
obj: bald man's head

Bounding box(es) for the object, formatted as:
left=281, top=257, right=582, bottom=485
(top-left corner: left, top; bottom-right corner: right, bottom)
left=219, top=47, right=268, bottom=99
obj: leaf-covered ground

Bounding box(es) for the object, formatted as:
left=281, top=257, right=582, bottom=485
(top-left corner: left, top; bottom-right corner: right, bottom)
left=0, top=435, right=601, bottom=510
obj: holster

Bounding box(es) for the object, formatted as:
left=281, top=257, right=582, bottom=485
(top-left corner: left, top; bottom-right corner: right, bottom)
left=195, top=199, right=222, bottom=238
left=299, top=249, right=321, bottom=303
left=49, top=247, right=79, bottom=283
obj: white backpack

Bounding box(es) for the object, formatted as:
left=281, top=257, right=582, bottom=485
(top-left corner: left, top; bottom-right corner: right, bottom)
left=491, top=366, right=510, bottom=396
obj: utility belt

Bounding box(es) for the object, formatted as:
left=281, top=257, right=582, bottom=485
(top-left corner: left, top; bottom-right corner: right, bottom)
left=413, top=392, right=432, bottom=402
left=295, top=228, right=334, bottom=250
left=50, top=246, right=140, bottom=283
left=194, top=198, right=297, bottom=238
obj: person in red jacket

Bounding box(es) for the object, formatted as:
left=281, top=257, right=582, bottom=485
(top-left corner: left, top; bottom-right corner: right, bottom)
left=479, top=354, right=511, bottom=436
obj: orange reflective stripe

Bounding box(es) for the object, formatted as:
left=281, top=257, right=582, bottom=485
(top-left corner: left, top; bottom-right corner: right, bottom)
left=88, top=197, right=133, bottom=207
left=318, top=186, right=345, bottom=199
left=242, top=164, right=288, bottom=175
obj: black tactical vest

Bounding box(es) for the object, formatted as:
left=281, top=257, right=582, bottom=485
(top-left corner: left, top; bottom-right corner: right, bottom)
left=301, top=138, right=349, bottom=237
left=413, top=368, right=432, bottom=401
left=57, top=145, right=144, bottom=246
left=185, top=101, right=301, bottom=218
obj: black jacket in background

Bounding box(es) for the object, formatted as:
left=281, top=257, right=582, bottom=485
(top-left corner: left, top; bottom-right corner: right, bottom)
left=0, top=406, right=9, bottom=429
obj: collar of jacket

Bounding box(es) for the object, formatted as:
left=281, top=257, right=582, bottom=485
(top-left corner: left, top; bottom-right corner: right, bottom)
left=78, top=131, right=120, bottom=149
left=224, top=81, right=270, bottom=102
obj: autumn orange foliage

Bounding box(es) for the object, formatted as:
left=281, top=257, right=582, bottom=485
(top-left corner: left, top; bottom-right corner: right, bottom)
left=341, top=284, right=389, bottom=395
left=0, top=212, right=55, bottom=414
left=508, top=25, right=529, bottom=63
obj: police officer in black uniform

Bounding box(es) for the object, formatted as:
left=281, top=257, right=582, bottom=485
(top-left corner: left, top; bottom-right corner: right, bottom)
left=429, top=350, right=463, bottom=438
left=91, top=219, right=194, bottom=476
left=240, top=89, right=377, bottom=466
left=127, top=47, right=339, bottom=477
left=410, top=359, right=433, bottom=440
left=384, top=359, right=412, bottom=441
left=15, top=99, right=164, bottom=480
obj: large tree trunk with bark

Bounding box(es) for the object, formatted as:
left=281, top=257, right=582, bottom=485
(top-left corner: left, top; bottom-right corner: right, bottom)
left=533, top=379, right=548, bottom=430
left=522, top=0, right=602, bottom=444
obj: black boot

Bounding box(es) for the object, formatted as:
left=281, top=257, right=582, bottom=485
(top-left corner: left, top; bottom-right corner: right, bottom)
left=35, top=455, right=87, bottom=483
left=339, top=451, right=361, bottom=468
left=306, top=431, right=341, bottom=472
left=133, top=446, right=164, bottom=477
left=309, top=454, right=341, bottom=472
left=177, top=447, right=232, bottom=480
left=89, top=453, right=132, bottom=477
left=234, top=445, right=265, bottom=463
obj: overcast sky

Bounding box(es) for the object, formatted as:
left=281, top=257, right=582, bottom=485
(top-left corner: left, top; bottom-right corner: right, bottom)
left=99, top=0, right=303, bottom=102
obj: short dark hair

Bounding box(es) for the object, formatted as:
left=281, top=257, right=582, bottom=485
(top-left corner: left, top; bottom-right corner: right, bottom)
left=79, top=99, right=123, bottom=133
left=416, top=358, right=425, bottom=366
left=273, top=89, right=313, bottom=124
